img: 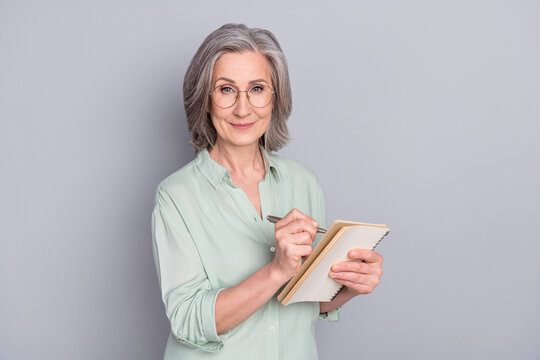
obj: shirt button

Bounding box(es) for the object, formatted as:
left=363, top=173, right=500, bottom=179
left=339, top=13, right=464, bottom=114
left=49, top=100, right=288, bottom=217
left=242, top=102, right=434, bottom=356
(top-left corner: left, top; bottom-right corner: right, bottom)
left=270, top=325, right=276, bottom=332
left=269, top=246, right=275, bottom=253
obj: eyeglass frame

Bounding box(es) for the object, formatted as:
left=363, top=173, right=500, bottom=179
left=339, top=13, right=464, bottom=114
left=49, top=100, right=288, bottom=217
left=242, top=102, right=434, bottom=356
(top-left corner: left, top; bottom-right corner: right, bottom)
left=208, top=84, right=275, bottom=109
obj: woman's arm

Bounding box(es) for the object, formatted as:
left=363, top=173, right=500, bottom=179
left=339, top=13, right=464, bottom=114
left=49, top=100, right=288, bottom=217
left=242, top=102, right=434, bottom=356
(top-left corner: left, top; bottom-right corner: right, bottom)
left=319, top=287, right=356, bottom=313
left=152, top=188, right=225, bottom=351
left=215, top=209, right=319, bottom=335
left=215, top=262, right=285, bottom=334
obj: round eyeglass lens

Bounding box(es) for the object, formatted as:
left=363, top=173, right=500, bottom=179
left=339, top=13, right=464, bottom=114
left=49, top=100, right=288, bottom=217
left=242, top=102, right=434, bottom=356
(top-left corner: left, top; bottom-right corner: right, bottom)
left=211, top=85, right=273, bottom=108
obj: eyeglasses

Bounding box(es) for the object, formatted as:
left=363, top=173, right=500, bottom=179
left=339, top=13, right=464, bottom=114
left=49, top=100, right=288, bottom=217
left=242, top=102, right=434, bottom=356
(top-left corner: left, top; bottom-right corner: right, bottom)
left=209, top=84, right=275, bottom=108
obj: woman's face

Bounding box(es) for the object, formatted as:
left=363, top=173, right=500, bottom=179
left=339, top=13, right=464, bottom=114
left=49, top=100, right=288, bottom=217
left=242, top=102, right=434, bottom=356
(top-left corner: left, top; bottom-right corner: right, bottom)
left=209, top=51, right=273, bottom=149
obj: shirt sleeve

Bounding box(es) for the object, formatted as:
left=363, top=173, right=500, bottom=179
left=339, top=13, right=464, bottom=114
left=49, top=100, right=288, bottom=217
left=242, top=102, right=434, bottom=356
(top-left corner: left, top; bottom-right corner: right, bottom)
left=314, top=180, right=342, bottom=322
left=151, top=186, right=225, bottom=352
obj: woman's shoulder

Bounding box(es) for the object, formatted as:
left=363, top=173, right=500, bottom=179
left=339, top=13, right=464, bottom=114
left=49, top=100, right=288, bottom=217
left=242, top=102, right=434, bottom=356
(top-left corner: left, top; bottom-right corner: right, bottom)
left=154, top=159, right=199, bottom=198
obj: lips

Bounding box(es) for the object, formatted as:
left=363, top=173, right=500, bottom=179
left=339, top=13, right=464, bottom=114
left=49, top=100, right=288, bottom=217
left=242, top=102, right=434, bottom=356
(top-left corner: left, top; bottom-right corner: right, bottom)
left=230, top=122, right=255, bottom=130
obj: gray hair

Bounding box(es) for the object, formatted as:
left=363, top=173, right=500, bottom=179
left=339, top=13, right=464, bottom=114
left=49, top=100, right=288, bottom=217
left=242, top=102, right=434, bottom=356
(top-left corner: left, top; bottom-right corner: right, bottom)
left=183, top=23, right=292, bottom=152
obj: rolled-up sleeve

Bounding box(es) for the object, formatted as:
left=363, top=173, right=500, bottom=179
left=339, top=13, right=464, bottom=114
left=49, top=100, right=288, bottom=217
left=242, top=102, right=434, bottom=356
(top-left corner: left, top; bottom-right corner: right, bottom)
left=318, top=306, right=342, bottom=321
left=315, top=181, right=342, bottom=322
left=151, top=186, right=225, bottom=352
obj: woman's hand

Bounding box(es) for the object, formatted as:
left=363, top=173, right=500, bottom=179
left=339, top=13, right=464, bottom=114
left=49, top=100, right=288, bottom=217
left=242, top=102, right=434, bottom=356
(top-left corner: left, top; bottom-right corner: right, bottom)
left=270, top=208, right=319, bottom=283
left=329, top=249, right=384, bottom=295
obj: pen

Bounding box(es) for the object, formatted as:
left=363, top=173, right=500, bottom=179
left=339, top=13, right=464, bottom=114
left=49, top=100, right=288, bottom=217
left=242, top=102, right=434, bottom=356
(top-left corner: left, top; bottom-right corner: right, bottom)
left=266, top=215, right=327, bottom=234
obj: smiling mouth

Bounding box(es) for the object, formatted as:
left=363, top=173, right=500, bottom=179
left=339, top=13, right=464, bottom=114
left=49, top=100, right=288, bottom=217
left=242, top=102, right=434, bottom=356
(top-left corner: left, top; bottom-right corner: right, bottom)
left=230, top=122, right=255, bottom=129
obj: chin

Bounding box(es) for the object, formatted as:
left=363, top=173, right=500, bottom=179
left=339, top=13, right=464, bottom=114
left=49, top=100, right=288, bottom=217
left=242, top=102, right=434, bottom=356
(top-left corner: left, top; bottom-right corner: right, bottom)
left=226, top=136, right=262, bottom=147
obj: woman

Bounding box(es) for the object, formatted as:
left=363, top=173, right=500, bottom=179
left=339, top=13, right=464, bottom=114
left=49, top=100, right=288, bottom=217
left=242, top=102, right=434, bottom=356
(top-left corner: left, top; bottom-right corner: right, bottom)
left=151, top=23, right=384, bottom=359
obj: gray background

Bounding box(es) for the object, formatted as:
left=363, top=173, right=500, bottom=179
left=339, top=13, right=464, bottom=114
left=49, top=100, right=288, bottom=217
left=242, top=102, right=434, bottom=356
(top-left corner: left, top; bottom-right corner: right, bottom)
left=1, top=1, right=538, bottom=359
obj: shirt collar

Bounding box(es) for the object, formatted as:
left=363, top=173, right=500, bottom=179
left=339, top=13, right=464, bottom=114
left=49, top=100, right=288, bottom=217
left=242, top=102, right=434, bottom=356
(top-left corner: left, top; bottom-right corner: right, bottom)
left=195, top=145, right=280, bottom=190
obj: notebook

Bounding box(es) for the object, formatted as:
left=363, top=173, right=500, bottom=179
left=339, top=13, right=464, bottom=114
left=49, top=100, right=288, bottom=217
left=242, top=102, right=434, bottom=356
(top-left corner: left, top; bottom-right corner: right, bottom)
left=277, top=220, right=390, bottom=305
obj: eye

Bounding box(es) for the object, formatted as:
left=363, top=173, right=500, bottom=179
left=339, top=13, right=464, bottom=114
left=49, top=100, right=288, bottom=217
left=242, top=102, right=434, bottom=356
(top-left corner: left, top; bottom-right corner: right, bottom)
left=219, top=85, right=237, bottom=94
left=249, top=85, right=265, bottom=93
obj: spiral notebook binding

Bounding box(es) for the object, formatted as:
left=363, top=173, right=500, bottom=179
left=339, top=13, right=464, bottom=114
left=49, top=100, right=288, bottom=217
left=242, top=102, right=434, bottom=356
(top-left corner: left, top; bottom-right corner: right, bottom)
left=329, top=230, right=390, bottom=301
left=329, top=285, right=344, bottom=301
left=372, top=230, right=390, bottom=251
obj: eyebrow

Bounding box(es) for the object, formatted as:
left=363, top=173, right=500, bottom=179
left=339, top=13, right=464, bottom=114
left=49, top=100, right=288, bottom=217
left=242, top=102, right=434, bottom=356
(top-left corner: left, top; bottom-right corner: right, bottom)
left=214, top=77, right=270, bottom=85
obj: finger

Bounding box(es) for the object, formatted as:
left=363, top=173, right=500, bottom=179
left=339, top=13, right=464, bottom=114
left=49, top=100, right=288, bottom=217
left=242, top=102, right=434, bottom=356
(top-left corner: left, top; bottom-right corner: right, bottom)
left=329, top=271, right=376, bottom=286
left=348, top=249, right=383, bottom=264
left=283, top=219, right=317, bottom=241
left=296, top=245, right=313, bottom=258
left=298, top=245, right=313, bottom=256
left=277, top=208, right=318, bottom=229
left=331, top=261, right=370, bottom=274
left=333, top=279, right=374, bottom=294
left=275, top=221, right=313, bottom=244
left=286, top=232, right=313, bottom=246
left=331, top=262, right=383, bottom=279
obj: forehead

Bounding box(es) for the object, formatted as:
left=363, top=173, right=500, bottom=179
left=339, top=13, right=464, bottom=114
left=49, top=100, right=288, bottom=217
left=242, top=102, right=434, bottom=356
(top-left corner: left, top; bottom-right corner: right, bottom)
left=212, top=51, right=271, bottom=83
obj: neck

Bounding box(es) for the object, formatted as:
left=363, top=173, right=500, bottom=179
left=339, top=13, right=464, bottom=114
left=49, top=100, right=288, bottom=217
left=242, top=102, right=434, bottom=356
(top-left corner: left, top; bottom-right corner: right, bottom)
left=209, top=140, right=265, bottom=176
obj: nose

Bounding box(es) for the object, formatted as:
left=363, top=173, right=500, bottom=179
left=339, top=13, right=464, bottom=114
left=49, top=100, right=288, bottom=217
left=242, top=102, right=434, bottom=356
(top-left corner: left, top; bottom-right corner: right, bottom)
left=232, top=91, right=252, bottom=117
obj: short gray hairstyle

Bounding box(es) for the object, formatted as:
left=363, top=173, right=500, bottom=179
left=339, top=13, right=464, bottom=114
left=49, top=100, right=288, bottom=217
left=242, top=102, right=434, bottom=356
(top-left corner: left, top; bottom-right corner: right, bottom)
left=183, top=23, right=292, bottom=152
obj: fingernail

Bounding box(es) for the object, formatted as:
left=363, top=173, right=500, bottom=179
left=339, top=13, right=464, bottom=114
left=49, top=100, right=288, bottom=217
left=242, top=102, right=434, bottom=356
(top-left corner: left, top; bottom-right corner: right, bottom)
left=329, top=271, right=335, bottom=277
left=333, top=265, right=340, bottom=271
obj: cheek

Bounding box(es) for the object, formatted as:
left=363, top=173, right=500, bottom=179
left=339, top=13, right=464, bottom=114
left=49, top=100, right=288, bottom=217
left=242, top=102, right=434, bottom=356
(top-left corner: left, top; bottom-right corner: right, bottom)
left=256, top=106, right=273, bottom=121
left=257, top=112, right=272, bottom=131
left=209, top=107, right=230, bottom=126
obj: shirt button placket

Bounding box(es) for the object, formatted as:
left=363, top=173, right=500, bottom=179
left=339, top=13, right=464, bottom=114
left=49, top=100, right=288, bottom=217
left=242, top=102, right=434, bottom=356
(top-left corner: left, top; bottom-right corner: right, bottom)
left=267, top=299, right=279, bottom=360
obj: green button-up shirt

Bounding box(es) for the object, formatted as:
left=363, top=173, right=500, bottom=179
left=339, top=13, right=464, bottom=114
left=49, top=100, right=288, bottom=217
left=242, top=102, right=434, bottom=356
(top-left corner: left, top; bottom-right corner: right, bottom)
left=151, top=146, right=340, bottom=360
